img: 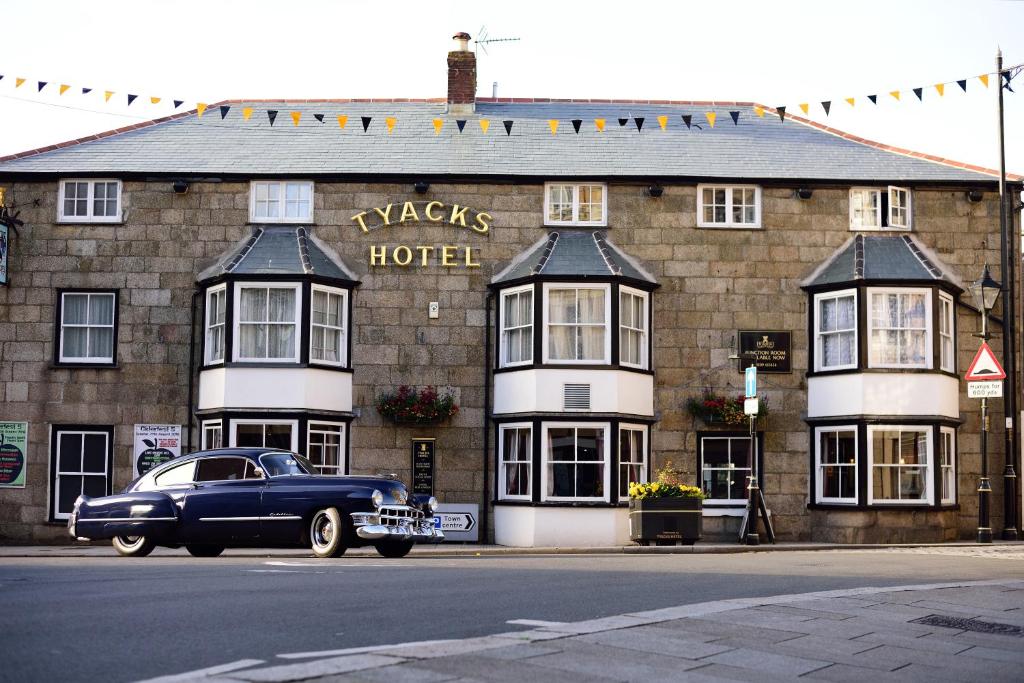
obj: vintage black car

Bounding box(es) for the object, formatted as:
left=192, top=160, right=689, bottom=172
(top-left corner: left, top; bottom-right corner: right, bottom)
left=68, top=448, right=443, bottom=558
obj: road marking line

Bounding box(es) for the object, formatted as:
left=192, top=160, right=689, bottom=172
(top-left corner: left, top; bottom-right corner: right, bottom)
left=247, top=569, right=308, bottom=573
left=264, top=561, right=321, bottom=567
left=506, top=619, right=567, bottom=627
left=133, top=658, right=264, bottom=682
left=277, top=638, right=456, bottom=660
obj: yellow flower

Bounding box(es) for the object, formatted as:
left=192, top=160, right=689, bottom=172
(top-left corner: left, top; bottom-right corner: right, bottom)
left=651, top=482, right=660, bottom=492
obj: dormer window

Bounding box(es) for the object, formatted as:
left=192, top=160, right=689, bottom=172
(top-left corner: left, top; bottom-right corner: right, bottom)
left=544, top=183, right=607, bottom=226
left=850, top=187, right=912, bottom=230
left=250, top=181, right=314, bottom=223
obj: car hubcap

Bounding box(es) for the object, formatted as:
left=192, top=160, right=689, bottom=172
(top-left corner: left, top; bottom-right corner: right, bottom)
left=313, top=514, right=333, bottom=547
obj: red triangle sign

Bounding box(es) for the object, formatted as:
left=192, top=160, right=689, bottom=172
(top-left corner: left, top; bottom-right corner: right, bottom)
left=965, top=342, right=1006, bottom=381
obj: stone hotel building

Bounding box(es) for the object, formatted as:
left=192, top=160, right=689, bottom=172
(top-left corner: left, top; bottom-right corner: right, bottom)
left=1, top=34, right=1020, bottom=545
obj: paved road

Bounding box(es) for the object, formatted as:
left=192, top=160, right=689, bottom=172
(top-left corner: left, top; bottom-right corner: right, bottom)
left=1, top=548, right=1023, bottom=683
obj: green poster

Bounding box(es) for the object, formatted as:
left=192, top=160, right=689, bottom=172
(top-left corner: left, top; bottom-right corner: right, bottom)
left=0, top=422, right=28, bottom=488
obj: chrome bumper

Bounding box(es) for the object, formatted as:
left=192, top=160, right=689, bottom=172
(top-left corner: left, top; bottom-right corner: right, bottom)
left=351, top=505, right=444, bottom=542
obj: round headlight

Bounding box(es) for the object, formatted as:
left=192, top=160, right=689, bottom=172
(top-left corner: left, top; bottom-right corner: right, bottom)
left=371, top=489, right=384, bottom=508
left=427, top=496, right=439, bottom=513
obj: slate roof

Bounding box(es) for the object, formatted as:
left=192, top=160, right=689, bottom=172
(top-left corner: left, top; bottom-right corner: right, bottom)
left=491, top=230, right=658, bottom=286
left=801, top=234, right=964, bottom=290
left=0, top=99, right=1010, bottom=183
left=197, top=225, right=357, bottom=283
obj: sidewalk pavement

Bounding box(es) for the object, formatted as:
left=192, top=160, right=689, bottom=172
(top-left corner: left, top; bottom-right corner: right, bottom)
left=180, top=579, right=1024, bottom=683
left=2, top=541, right=1024, bottom=558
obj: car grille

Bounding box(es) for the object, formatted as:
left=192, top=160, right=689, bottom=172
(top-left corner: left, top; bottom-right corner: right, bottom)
left=379, top=505, right=424, bottom=527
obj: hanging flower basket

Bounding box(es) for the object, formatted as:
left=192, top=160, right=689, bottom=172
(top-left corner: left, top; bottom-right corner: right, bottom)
left=376, top=385, right=459, bottom=425
left=685, top=390, right=768, bottom=426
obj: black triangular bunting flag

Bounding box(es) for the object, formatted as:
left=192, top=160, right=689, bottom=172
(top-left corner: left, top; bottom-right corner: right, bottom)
left=777, top=106, right=786, bottom=122
left=634, top=117, right=645, bottom=132
left=173, top=99, right=183, bottom=108
left=913, top=87, right=923, bottom=100
left=681, top=114, right=692, bottom=129
left=571, top=119, right=582, bottom=134
left=219, top=105, right=231, bottom=119
left=267, top=110, right=278, bottom=126
left=0, top=75, right=4, bottom=82
left=37, top=81, right=47, bottom=92
left=503, top=120, right=513, bottom=136
left=867, top=94, right=877, bottom=104
left=821, top=101, right=831, bottom=116
left=127, top=94, right=138, bottom=106
left=456, top=119, right=466, bottom=133
left=729, top=111, right=740, bottom=125
left=314, top=113, right=324, bottom=123
left=618, top=118, right=628, bottom=126
left=361, top=116, right=372, bottom=132
left=82, top=87, right=92, bottom=95
left=957, top=79, right=967, bottom=92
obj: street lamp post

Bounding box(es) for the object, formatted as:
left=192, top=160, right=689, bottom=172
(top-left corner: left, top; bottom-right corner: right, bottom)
left=970, top=265, right=1002, bottom=544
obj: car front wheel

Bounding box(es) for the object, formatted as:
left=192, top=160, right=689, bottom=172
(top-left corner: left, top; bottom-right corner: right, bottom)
left=186, top=545, right=225, bottom=558
left=310, top=507, right=347, bottom=558
left=375, top=539, right=414, bottom=558
left=112, top=535, right=156, bottom=557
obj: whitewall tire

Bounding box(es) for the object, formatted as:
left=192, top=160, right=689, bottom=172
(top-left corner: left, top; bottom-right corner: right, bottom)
left=112, top=535, right=156, bottom=557
left=310, top=507, right=347, bottom=558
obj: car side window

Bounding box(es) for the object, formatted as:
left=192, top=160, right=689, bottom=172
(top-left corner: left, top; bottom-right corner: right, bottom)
left=196, top=457, right=248, bottom=482
left=154, top=461, right=196, bottom=488
left=244, top=460, right=262, bottom=479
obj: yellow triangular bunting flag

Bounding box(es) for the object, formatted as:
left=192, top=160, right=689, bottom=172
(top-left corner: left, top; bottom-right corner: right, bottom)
left=242, top=107, right=253, bottom=121
left=105, top=91, right=114, bottom=102
left=799, top=103, right=809, bottom=115
left=595, top=118, right=605, bottom=132
left=890, top=90, right=901, bottom=101
left=934, top=83, right=944, bottom=97
left=15, top=78, right=25, bottom=88
left=845, top=97, right=855, bottom=107
left=753, top=105, right=765, bottom=117
left=479, top=118, right=490, bottom=133
left=548, top=119, right=559, bottom=135
left=706, top=112, right=716, bottom=128
left=290, top=112, right=301, bottom=127
left=59, top=84, right=70, bottom=95
left=337, top=115, right=348, bottom=129
left=432, top=118, right=443, bottom=135
left=385, top=116, right=396, bottom=133
left=657, top=115, right=668, bottom=130
left=150, top=97, right=161, bottom=104
left=196, top=102, right=207, bottom=117
left=979, top=74, right=990, bottom=88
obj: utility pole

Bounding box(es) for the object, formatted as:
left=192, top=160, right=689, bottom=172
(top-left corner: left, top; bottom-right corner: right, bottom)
left=997, top=48, right=1019, bottom=541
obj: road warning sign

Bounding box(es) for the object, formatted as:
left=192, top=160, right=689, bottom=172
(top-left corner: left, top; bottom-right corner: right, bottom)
left=965, top=342, right=1006, bottom=382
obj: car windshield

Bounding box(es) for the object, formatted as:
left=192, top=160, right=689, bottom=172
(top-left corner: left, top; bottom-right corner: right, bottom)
left=259, top=452, right=315, bottom=477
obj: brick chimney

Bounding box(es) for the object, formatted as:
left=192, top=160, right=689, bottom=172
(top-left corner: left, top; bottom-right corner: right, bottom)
left=447, top=32, right=476, bottom=115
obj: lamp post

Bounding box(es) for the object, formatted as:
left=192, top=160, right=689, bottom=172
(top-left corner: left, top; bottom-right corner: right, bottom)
left=970, top=264, right=1002, bottom=544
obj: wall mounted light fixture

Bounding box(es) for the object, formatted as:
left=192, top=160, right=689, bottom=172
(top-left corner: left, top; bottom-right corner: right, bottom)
left=172, top=180, right=190, bottom=194
left=967, top=189, right=984, bottom=203
left=796, top=188, right=813, bottom=200
left=647, top=185, right=664, bottom=198
left=414, top=181, right=430, bottom=194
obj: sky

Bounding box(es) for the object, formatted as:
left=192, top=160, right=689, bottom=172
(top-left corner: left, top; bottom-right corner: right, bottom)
left=0, top=0, right=1022, bottom=176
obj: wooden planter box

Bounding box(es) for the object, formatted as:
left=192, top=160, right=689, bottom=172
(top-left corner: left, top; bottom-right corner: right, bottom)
left=628, top=497, right=703, bottom=546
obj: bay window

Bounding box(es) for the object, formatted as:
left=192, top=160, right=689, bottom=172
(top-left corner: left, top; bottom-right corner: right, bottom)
left=619, top=287, right=648, bottom=369
left=500, top=286, right=533, bottom=367
left=868, top=426, right=932, bottom=504
left=939, top=292, right=955, bottom=372
left=310, top=285, right=347, bottom=365
left=618, top=425, right=647, bottom=498
left=234, top=284, right=301, bottom=362
left=544, top=183, right=606, bottom=226
left=231, top=420, right=297, bottom=451
left=250, top=181, right=313, bottom=223
left=542, top=423, right=609, bottom=502
left=816, top=427, right=857, bottom=504
left=697, top=184, right=761, bottom=228
left=499, top=424, right=532, bottom=500
left=814, top=290, right=856, bottom=371
left=868, top=288, right=930, bottom=368
left=940, top=427, right=955, bottom=504
left=205, top=286, right=226, bottom=365
left=545, top=285, right=609, bottom=363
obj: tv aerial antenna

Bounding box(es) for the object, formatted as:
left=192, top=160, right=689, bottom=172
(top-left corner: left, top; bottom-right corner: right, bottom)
left=474, top=25, right=520, bottom=56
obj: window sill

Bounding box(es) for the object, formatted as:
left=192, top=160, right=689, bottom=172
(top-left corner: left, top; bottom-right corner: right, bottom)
left=51, top=362, right=118, bottom=370
left=203, top=362, right=353, bottom=373
left=493, top=500, right=622, bottom=508
left=57, top=219, right=124, bottom=225
left=246, top=220, right=316, bottom=226
left=696, top=223, right=762, bottom=230
left=807, top=368, right=959, bottom=379
left=494, top=363, right=653, bottom=375
left=808, top=503, right=960, bottom=511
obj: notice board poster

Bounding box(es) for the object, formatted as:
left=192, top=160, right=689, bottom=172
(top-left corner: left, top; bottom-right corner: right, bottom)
left=411, top=439, right=435, bottom=496
left=0, top=422, right=28, bottom=488
left=133, top=424, right=181, bottom=476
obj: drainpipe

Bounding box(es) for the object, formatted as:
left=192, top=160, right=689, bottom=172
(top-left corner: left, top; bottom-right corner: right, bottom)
left=482, top=291, right=493, bottom=544
left=186, top=289, right=201, bottom=453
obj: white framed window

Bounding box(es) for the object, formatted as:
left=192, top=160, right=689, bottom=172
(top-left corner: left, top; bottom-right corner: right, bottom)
left=50, top=427, right=112, bottom=521
left=58, top=291, right=117, bottom=365
left=619, top=287, right=648, bottom=369
left=849, top=186, right=912, bottom=230
left=544, top=284, right=611, bottom=364
left=697, top=184, right=761, bottom=228
left=230, top=419, right=298, bottom=452
left=868, top=425, right=933, bottom=504
left=618, top=424, right=647, bottom=499
left=307, top=422, right=345, bottom=475
left=233, top=283, right=301, bottom=362
left=310, top=285, right=347, bottom=366
left=939, top=292, right=955, bottom=373
left=498, top=423, right=532, bottom=500
left=940, top=427, right=956, bottom=504
left=541, top=422, right=610, bottom=502
left=815, top=427, right=858, bottom=504
left=868, top=288, right=931, bottom=369
left=543, top=183, right=607, bottom=226
left=500, top=286, right=534, bottom=367
left=700, top=435, right=753, bottom=505
left=814, top=289, right=857, bottom=371
left=204, top=285, right=227, bottom=365
left=201, top=420, right=223, bottom=450
left=250, top=180, right=314, bottom=223
left=58, top=179, right=121, bottom=223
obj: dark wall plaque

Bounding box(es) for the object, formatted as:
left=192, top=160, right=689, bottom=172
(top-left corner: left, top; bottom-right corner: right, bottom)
left=738, top=331, right=792, bottom=373
left=411, top=439, right=435, bottom=496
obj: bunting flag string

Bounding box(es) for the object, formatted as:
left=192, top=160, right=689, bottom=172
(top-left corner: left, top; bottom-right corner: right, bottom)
left=267, top=110, right=278, bottom=126
left=313, top=113, right=324, bottom=123
left=657, top=115, right=667, bottom=131
left=705, top=112, right=716, bottom=128
left=293, top=112, right=304, bottom=127
left=503, top=120, right=513, bottom=136
left=456, top=119, right=466, bottom=133
left=821, top=101, right=831, bottom=116
left=360, top=116, right=371, bottom=132
left=681, top=114, right=692, bottom=129
left=479, top=118, right=489, bottom=134
left=220, top=105, right=231, bottom=120
left=594, top=118, right=605, bottom=132
left=571, top=119, right=582, bottom=134
left=634, top=117, right=645, bottom=132
left=729, top=111, right=740, bottom=125
left=242, top=107, right=253, bottom=121
left=432, top=118, right=443, bottom=135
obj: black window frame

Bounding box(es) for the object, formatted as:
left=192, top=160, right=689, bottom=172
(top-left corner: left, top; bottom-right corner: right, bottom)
left=48, top=424, right=115, bottom=522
